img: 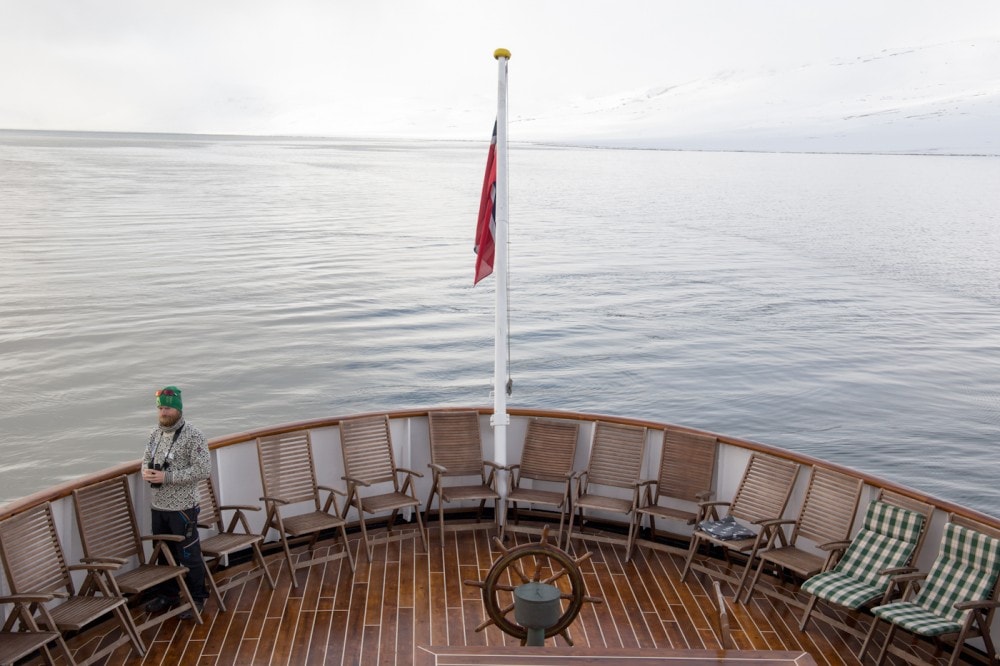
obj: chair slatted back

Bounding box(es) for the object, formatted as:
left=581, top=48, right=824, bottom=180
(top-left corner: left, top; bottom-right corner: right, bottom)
left=257, top=432, right=321, bottom=509
left=914, top=515, right=1000, bottom=625
left=585, top=421, right=648, bottom=489
left=728, top=453, right=799, bottom=525
left=655, top=428, right=717, bottom=503
left=341, top=414, right=398, bottom=487
left=428, top=411, right=485, bottom=477
left=0, top=503, right=73, bottom=596
left=74, top=475, right=144, bottom=562
left=793, top=466, right=863, bottom=546
left=195, top=477, right=224, bottom=531
left=519, top=419, right=580, bottom=484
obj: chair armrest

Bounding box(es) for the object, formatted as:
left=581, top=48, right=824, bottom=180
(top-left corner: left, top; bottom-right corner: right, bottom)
left=80, top=556, right=128, bottom=565
left=217, top=504, right=262, bottom=512
left=955, top=599, right=1000, bottom=612
left=318, top=484, right=347, bottom=497
left=395, top=466, right=423, bottom=478
left=698, top=500, right=732, bottom=509
left=818, top=540, right=852, bottom=552
left=880, top=566, right=919, bottom=577
left=0, top=593, right=63, bottom=604
left=429, top=463, right=448, bottom=474
left=342, top=475, right=371, bottom=488
left=69, top=562, right=124, bottom=572
left=695, top=490, right=714, bottom=502
left=759, top=518, right=796, bottom=528
left=483, top=461, right=504, bottom=471
left=260, top=495, right=290, bottom=505
left=143, top=533, right=184, bottom=543
left=637, top=479, right=656, bottom=489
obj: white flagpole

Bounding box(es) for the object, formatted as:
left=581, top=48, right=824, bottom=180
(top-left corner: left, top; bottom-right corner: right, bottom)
left=492, top=48, right=511, bottom=523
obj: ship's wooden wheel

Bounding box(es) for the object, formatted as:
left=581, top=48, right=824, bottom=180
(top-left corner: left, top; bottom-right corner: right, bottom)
left=463, top=526, right=602, bottom=645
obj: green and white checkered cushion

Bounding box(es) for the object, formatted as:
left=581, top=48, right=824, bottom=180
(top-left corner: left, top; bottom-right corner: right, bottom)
left=800, top=500, right=926, bottom=609
left=871, top=521, right=1000, bottom=637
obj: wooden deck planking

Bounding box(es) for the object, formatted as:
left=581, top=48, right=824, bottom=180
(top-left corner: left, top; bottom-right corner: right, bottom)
left=19, top=526, right=988, bottom=666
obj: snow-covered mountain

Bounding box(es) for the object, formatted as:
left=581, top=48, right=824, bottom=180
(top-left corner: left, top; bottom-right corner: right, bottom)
left=512, top=39, right=1000, bottom=155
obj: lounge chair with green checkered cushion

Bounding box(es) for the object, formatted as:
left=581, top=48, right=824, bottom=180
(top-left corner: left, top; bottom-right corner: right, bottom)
left=799, top=490, right=933, bottom=632
left=864, top=514, right=1000, bottom=666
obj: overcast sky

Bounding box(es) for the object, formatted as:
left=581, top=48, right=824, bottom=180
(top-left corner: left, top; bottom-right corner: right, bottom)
left=2, top=0, right=998, bottom=139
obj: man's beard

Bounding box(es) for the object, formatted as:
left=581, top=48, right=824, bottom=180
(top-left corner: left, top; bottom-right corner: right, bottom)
left=159, top=412, right=182, bottom=428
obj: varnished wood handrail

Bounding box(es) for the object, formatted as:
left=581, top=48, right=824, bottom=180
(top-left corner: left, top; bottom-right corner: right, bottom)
left=2, top=407, right=996, bottom=530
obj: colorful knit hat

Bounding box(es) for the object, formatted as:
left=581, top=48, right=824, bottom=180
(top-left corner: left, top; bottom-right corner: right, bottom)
left=156, top=386, right=183, bottom=411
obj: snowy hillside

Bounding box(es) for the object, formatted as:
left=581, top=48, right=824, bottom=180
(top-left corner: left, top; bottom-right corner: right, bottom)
left=512, top=39, right=1000, bottom=155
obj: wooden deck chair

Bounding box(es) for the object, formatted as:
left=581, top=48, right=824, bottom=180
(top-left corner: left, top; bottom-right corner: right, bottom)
left=740, top=465, right=863, bottom=603
left=73, top=475, right=202, bottom=631
left=863, top=514, right=1000, bottom=666
left=195, top=476, right=276, bottom=612
left=680, top=452, right=800, bottom=595
left=627, top=428, right=718, bottom=561
left=1, top=593, right=74, bottom=666
left=799, top=489, right=934, bottom=635
left=0, top=502, right=145, bottom=665
left=500, top=418, right=580, bottom=548
left=566, top=421, right=648, bottom=550
left=256, top=431, right=355, bottom=588
left=424, top=410, right=501, bottom=546
left=340, top=414, right=428, bottom=562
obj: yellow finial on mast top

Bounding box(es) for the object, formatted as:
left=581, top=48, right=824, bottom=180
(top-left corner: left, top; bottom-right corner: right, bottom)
left=494, top=48, right=511, bottom=59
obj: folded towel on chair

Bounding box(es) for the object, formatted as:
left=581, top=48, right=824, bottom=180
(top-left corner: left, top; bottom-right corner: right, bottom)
left=697, top=515, right=756, bottom=540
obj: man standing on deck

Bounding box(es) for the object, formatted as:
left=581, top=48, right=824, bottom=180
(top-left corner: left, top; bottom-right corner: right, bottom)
left=141, top=385, right=211, bottom=620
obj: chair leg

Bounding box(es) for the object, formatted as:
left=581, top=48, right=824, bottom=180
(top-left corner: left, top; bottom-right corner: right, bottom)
left=681, top=533, right=703, bottom=581
left=438, top=500, right=446, bottom=548
left=358, top=511, right=373, bottom=563
left=858, top=614, right=882, bottom=662
left=203, top=555, right=227, bottom=613
left=280, top=536, right=300, bottom=588
left=413, top=502, right=429, bottom=552
left=625, top=511, right=639, bottom=563
left=253, top=541, right=277, bottom=589
left=874, top=622, right=897, bottom=666
left=339, top=524, right=356, bottom=572
left=423, top=486, right=437, bottom=532
left=113, top=603, right=148, bottom=656
left=175, top=574, right=203, bottom=625
left=732, top=548, right=758, bottom=602
left=799, top=595, right=818, bottom=631
left=741, top=556, right=767, bottom=604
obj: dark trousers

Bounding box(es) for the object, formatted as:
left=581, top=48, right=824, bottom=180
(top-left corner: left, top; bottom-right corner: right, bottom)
left=151, top=507, right=208, bottom=602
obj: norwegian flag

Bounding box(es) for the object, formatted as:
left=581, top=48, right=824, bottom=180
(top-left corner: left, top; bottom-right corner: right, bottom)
left=473, top=121, right=497, bottom=285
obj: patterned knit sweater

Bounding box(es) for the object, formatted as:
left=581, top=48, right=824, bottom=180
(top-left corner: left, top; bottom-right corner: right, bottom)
left=142, top=418, right=211, bottom=511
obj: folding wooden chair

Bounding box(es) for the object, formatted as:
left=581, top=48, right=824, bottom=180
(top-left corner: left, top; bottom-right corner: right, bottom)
left=566, top=421, right=648, bottom=551
left=73, top=475, right=202, bottom=631
left=500, top=418, right=580, bottom=548
left=799, top=489, right=934, bottom=636
left=0, top=502, right=145, bottom=665
left=424, top=410, right=501, bottom=546
left=627, top=427, right=718, bottom=561
left=340, top=414, right=428, bottom=561
left=196, top=476, right=276, bottom=611
left=864, top=513, right=1000, bottom=666
left=257, top=431, right=355, bottom=588
left=1, top=593, right=74, bottom=666
left=680, top=452, right=800, bottom=594
left=739, top=465, right=863, bottom=603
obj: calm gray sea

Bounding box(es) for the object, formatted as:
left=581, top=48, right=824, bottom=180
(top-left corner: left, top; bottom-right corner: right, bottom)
left=1, top=131, right=999, bottom=515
